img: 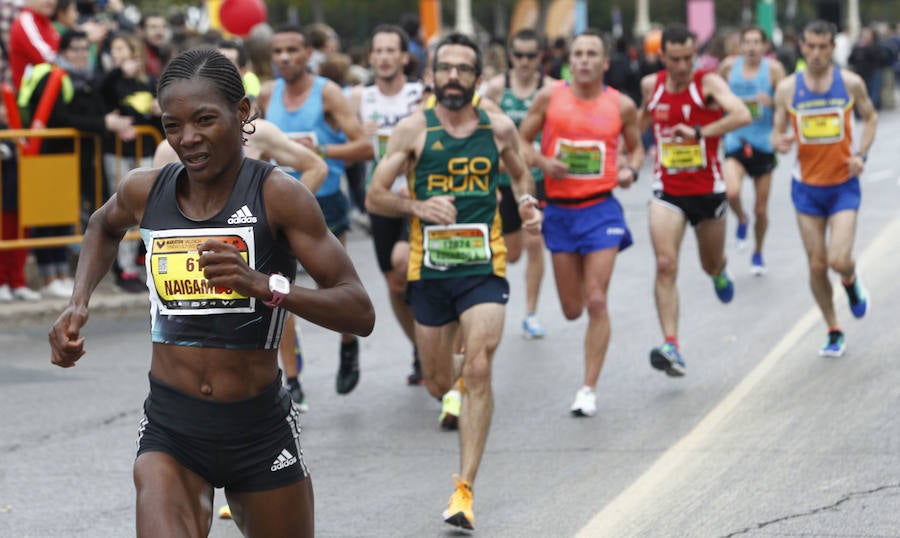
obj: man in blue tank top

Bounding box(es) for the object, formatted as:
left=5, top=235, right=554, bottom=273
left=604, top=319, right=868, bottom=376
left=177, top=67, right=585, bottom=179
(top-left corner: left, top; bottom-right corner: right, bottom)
left=259, top=25, right=375, bottom=403
left=719, top=26, right=786, bottom=275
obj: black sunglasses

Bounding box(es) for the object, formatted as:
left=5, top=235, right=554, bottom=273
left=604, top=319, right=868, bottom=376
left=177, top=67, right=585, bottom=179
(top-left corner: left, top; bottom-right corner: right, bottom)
left=511, top=51, right=539, bottom=60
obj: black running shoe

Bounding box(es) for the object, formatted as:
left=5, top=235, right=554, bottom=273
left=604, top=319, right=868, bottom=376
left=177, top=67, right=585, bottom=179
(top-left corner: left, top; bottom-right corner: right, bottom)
left=407, top=348, right=423, bottom=385
left=286, top=378, right=309, bottom=412
left=336, top=338, right=360, bottom=394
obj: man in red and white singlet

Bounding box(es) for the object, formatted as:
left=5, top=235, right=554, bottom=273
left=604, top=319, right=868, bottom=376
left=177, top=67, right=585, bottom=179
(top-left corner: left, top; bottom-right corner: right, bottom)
left=639, top=25, right=751, bottom=377
left=520, top=29, right=644, bottom=417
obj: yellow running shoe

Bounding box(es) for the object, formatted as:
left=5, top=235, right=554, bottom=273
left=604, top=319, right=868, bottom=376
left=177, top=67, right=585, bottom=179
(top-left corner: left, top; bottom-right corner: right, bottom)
left=442, top=474, right=474, bottom=530
left=218, top=504, right=232, bottom=519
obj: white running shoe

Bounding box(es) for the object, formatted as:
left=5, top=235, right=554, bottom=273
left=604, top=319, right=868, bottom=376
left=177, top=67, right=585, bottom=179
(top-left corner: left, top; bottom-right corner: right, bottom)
left=570, top=386, right=597, bottom=417
left=41, top=279, right=71, bottom=299
left=12, top=286, right=41, bottom=301
left=59, top=277, right=75, bottom=293
left=0, top=284, right=12, bottom=302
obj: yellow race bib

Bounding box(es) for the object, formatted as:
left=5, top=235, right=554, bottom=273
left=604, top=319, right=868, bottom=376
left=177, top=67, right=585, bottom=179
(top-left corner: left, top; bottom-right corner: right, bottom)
left=148, top=227, right=255, bottom=315
left=660, top=138, right=706, bottom=171
left=798, top=108, right=843, bottom=144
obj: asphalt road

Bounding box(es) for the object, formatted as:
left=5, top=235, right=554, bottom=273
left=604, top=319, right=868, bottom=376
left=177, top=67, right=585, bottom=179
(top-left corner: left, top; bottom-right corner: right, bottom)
left=2, top=110, right=899, bottom=537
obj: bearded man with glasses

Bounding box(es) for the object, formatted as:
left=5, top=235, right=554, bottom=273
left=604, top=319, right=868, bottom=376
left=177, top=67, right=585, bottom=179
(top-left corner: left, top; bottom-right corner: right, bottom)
left=367, top=32, right=542, bottom=531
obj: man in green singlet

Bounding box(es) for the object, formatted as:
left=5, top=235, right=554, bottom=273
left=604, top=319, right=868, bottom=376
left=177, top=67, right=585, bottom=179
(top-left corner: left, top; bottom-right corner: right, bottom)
left=366, top=32, right=541, bottom=532
left=483, top=28, right=555, bottom=340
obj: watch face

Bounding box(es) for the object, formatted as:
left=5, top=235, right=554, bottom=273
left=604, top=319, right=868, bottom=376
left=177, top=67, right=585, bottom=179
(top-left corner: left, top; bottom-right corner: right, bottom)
left=270, top=274, right=291, bottom=294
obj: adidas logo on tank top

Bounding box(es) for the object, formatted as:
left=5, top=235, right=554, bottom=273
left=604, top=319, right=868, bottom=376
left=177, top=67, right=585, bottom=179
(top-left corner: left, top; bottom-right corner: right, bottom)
left=227, top=205, right=257, bottom=224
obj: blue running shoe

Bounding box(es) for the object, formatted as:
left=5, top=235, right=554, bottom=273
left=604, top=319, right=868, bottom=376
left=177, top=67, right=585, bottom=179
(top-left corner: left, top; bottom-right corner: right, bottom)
left=522, top=314, right=546, bottom=339
left=842, top=274, right=869, bottom=318
left=750, top=252, right=766, bottom=276
left=818, top=330, right=846, bottom=357
left=712, top=269, right=734, bottom=303
left=649, top=342, right=686, bottom=377
left=736, top=221, right=748, bottom=250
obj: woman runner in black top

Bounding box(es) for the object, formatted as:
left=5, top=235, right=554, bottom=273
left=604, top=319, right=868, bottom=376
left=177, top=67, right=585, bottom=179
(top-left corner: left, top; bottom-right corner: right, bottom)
left=49, top=48, right=375, bottom=538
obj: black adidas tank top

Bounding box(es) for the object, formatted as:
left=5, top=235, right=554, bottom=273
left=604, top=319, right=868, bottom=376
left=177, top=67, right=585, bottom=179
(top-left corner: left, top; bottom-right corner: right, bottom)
left=140, top=158, right=297, bottom=349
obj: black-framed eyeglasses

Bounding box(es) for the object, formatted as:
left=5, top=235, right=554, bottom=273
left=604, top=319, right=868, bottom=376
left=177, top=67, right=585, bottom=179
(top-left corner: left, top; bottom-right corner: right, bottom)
left=511, top=51, right=539, bottom=60
left=434, top=62, right=477, bottom=76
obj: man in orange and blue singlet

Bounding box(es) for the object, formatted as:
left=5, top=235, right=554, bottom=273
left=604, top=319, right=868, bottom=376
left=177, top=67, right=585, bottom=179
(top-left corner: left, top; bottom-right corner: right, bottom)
left=772, top=20, right=878, bottom=357
left=520, top=29, right=644, bottom=417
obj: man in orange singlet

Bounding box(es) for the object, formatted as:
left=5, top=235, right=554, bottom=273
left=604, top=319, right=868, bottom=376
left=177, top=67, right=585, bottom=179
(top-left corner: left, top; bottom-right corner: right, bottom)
left=520, top=29, right=644, bottom=417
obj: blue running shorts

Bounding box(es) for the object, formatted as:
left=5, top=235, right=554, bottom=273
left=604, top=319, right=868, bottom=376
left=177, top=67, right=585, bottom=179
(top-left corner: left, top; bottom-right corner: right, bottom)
left=542, top=197, right=633, bottom=255
left=791, top=177, right=861, bottom=218
left=406, top=274, right=509, bottom=327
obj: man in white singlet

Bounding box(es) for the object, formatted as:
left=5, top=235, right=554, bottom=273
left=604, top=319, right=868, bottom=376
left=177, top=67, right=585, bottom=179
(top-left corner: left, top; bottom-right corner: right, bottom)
left=349, top=24, right=426, bottom=384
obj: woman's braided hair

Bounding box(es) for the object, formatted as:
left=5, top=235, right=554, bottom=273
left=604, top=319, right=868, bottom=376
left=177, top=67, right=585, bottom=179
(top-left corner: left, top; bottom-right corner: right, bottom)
left=157, top=48, right=257, bottom=142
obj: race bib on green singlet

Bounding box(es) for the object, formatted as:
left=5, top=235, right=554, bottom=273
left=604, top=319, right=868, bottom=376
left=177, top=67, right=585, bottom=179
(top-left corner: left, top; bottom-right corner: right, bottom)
left=660, top=137, right=707, bottom=171
left=797, top=108, right=844, bottom=144
left=148, top=227, right=255, bottom=315
left=423, top=224, right=491, bottom=270
left=555, top=139, right=605, bottom=177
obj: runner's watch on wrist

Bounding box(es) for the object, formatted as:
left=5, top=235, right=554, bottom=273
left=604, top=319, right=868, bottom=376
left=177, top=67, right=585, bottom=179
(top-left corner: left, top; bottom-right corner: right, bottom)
left=264, top=273, right=290, bottom=308
left=693, top=125, right=703, bottom=140
left=855, top=152, right=867, bottom=163
left=518, top=194, right=539, bottom=209
left=627, top=166, right=640, bottom=183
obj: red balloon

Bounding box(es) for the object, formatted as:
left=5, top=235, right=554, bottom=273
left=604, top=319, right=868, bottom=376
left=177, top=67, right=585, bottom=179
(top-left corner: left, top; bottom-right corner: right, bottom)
left=219, top=0, right=267, bottom=37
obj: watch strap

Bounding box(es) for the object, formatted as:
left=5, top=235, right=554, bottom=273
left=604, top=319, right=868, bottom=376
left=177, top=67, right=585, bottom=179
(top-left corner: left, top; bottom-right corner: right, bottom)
left=263, top=274, right=288, bottom=308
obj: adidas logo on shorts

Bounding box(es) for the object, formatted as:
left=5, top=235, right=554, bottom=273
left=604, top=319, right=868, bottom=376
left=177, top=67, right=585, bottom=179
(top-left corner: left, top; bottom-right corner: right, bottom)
left=227, top=205, right=258, bottom=224
left=270, top=449, right=297, bottom=471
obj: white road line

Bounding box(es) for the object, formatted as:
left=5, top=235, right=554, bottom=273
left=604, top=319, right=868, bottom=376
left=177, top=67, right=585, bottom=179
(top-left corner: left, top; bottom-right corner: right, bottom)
left=576, top=217, right=900, bottom=537
left=863, top=169, right=893, bottom=183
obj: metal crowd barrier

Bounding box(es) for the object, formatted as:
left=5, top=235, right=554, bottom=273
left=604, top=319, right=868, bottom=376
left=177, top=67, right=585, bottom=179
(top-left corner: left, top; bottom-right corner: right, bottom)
left=0, top=125, right=161, bottom=250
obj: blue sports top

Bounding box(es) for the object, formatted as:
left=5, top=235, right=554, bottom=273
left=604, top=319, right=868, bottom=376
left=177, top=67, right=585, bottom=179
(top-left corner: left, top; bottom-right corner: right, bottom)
left=723, top=56, right=774, bottom=154
left=266, top=76, right=347, bottom=197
